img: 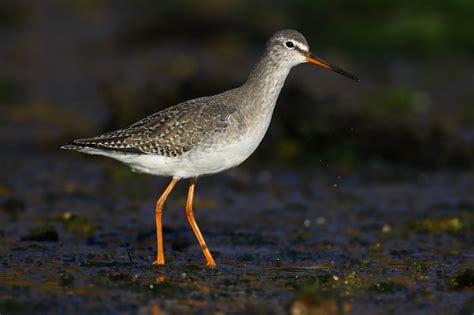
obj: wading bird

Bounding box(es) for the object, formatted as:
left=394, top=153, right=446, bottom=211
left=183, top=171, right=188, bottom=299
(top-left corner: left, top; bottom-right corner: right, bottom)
left=62, top=29, right=358, bottom=268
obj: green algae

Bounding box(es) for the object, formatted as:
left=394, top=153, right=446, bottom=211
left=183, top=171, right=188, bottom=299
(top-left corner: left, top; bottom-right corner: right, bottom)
left=2, top=156, right=474, bottom=314
left=52, top=212, right=95, bottom=237
left=407, top=260, right=429, bottom=273
left=411, top=216, right=473, bottom=234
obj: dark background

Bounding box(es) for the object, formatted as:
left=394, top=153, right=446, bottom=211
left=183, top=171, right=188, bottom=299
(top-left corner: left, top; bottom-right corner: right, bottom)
left=1, top=1, right=474, bottom=315
left=1, top=0, right=474, bottom=170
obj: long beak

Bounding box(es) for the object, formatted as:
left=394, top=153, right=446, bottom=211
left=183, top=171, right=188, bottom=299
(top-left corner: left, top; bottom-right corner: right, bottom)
left=305, top=54, right=359, bottom=82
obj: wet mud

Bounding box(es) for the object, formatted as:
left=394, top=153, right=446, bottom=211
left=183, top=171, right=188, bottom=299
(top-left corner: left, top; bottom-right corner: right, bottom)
left=1, top=152, right=473, bottom=314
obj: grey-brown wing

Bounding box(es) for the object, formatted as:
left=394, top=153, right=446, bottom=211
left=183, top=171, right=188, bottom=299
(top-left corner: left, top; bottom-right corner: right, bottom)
left=73, top=100, right=236, bottom=157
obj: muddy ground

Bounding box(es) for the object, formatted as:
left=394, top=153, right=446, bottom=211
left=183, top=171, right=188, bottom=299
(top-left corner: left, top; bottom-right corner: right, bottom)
left=0, top=151, right=473, bottom=315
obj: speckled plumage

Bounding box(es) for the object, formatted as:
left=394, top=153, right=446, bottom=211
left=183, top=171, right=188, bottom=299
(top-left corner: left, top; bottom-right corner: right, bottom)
left=62, top=29, right=354, bottom=178
left=67, top=96, right=237, bottom=157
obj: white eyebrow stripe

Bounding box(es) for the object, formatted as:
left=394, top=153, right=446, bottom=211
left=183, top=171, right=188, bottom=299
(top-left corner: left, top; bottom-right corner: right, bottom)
left=292, top=40, right=309, bottom=52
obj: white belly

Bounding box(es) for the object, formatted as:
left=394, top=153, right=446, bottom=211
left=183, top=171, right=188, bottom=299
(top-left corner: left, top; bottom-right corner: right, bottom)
left=79, top=133, right=262, bottom=178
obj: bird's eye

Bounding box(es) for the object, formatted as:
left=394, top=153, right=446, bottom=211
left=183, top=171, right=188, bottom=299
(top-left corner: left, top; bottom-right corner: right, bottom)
left=285, top=41, right=294, bottom=48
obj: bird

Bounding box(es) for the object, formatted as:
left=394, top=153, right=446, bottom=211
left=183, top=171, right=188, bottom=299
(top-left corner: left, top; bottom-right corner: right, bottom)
left=62, top=29, right=358, bottom=268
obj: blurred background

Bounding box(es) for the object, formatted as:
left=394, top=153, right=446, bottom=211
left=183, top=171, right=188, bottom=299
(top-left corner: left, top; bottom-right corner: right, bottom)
left=2, top=1, right=474, bottom=314
left=1, top=0, right=474, bottom=171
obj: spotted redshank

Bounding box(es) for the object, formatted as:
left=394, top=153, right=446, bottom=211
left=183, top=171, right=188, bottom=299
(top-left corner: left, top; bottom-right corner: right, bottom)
left=62, top=29, right=358, bottom=268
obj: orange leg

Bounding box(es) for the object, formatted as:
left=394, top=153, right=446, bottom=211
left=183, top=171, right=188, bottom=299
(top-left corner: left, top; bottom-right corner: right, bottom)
left=152, top=177, right=179, bottom=266
left=185, top=178, right=217, bottom=268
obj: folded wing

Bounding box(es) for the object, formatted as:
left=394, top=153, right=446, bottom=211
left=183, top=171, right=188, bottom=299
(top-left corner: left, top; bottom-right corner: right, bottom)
left=71, top=99, right=236, bottom=157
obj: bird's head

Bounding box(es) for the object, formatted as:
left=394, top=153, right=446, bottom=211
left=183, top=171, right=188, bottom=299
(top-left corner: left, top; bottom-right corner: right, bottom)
left=266, top=29, right=359, bottom=81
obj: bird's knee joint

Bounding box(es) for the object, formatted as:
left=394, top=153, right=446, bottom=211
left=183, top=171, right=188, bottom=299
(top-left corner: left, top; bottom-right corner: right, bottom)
left=155, top=204, right=164, bottom=214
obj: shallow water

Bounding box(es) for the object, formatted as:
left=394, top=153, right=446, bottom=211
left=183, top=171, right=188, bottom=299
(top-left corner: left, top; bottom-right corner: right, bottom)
left=1, top=151, right=473, bottom=315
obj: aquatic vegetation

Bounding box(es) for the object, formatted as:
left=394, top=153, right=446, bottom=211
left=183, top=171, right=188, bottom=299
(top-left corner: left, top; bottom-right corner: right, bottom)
left=1, top=166, right=473, bottom=314
left=53, top=212, right=95, bottom=237
left=411, top=216, right=472, bottom=234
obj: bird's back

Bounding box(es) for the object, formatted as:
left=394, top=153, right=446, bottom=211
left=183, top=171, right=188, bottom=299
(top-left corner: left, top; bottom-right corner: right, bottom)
left=65, top=91, right=240, bottom=156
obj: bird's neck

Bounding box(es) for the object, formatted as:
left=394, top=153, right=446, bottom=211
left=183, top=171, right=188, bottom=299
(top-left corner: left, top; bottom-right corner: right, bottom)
left=240, top=53, right=291, bottom=112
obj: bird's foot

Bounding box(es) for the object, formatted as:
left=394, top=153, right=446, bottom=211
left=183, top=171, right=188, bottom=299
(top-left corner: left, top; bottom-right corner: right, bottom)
left=152, top=259, right=165, bottom=266
left=205, top=261, right=217, bottom=268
